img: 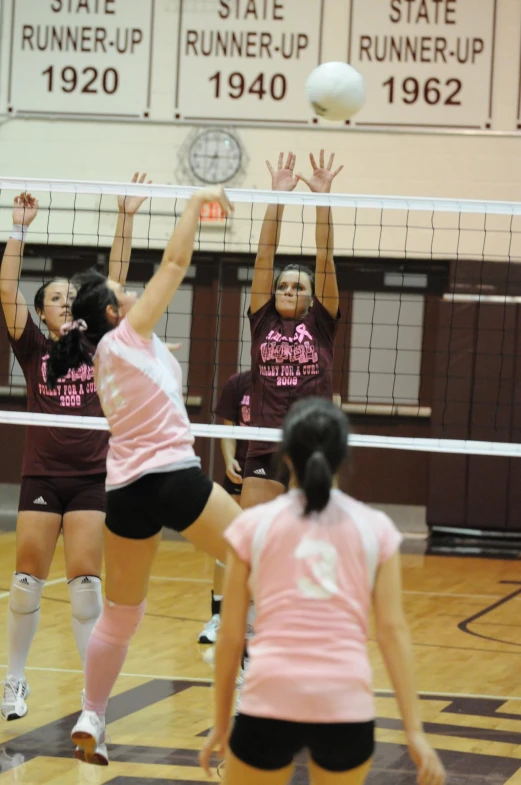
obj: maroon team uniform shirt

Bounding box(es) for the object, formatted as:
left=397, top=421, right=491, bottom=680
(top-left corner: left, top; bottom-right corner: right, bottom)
left=8, top=313, right=108, bottom=477
left=248, top=296, right=339, bottom=457
left=215, top=370, right=251, bottom=466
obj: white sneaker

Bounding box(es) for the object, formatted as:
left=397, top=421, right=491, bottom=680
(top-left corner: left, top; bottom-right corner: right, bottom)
left=71, top=710, right=108, bottom=766
left=1, top=678, right=30, bottom=721
left=198, top=613, right=220, bottom=644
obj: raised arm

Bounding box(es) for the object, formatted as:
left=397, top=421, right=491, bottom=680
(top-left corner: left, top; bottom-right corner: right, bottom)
left=250, top=152, right=298, bottom=315
left=127, top=187, right=232, bottom=340
left=374, top=553, right=445, bottom=785
left=297, top=150, right=342, bottom=318
left=0, top=193, right=39, bottom=339
left=108, top=172, right=151, bottom=286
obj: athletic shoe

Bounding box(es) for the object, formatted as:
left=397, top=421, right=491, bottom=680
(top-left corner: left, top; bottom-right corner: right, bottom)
left=71, top=710, right=109, bottom=766
left=198, top=613, right=220, bottom=644
left=1, top=678, right=30, bottom=721
left=74, top=691, right=110, bottom=764
left=74, top=689, right=86, bottom=761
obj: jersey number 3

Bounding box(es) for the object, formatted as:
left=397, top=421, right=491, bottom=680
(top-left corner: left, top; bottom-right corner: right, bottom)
left=294, top=537, right=339, bottom=599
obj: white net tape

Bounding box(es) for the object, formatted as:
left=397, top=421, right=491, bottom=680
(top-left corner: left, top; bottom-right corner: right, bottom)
left=1, top=410, right=521, bottom=458
left=2, top=176, right=521, bottom=214
left=1, top=176, right=521, bottom=458
left=2, top=177, right=521, bottom=262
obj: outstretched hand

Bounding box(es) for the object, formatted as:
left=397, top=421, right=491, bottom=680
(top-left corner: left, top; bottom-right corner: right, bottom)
left=118, top=172, right=152, bottom=216
left=13, top=193, right=39, bottom=227
left=266, top=152, right=299, bottom=192
left=297, top=150, right=343, bottom=193
left=197, top=186, right=234, bottom=217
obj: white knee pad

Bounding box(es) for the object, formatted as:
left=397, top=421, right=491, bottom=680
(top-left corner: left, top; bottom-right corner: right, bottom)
left=9, top=573, right=44, bottom=615
left=68, top=576, right=103, bottom=622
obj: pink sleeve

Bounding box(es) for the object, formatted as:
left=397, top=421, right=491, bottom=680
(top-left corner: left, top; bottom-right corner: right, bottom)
left=372, top=511, right=403, bottom=565
left=115, top=318, right=152, bottom=348
left=224, top=510, right=258, bottom=565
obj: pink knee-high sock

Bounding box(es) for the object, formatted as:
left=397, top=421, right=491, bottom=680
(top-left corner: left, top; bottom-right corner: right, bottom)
left=84, top=598, right=146, bottom=717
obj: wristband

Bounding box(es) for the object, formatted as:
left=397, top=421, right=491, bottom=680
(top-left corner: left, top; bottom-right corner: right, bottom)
left=10, top=224, right=28, bottom=242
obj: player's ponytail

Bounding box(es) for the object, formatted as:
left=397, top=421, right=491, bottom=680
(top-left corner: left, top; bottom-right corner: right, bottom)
left=47, top=269, right=118, bottom=389
left=281, top=398, right=349, bottom=515
left=46, top=324, right=92, bottom=390
left=302, top=450, right=332, bottom=514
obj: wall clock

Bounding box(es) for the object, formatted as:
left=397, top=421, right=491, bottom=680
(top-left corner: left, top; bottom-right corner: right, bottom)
left=187, top=129, right=243, bottom=185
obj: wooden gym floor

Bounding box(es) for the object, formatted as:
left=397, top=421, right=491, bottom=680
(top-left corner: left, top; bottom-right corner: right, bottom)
left=0, top=531, right=520, bottom=785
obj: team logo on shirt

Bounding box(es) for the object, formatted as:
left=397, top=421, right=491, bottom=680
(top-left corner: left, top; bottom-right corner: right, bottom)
left=260, top=325, right=318, bottom=366
left=259, top=325, right=319, bottom=386
left=39, top=355, right=96, bottom=408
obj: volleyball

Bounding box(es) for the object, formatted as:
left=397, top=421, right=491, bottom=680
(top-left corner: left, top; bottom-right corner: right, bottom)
left=305, top=62, right=366, bottom=121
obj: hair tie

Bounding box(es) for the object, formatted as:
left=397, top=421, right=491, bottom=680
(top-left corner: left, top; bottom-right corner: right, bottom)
left=60, top=319, right=87, bottom=336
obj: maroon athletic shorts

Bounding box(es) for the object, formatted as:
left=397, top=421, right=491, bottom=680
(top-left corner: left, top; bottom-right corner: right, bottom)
left=18, top=474, right=106, bottom=515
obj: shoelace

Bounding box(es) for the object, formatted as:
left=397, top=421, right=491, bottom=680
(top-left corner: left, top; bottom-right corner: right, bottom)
left=1, top=680, right=19, bottom=706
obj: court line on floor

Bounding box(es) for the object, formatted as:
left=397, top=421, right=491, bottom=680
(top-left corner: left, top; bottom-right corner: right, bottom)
left=0, top=576, right=66, bottom=599
left=1, top=664, right=520, bottom=703
left=0, top=664, right=213, bottom=681
left=403, top=590, right=521, bottom=600
left=0, top=577, right=516, bottom=601
left=148, top=581, right=521, bottom=600
left=150, top=578, right=519, bottom=598
left=149, top=576, right=213, bottom=584
left=0, top=576, right=210, bottom=600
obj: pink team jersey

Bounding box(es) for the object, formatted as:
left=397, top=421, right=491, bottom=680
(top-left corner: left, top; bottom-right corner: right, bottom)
left=95, top=318, right=199, bottom=490
left=225, top=489, right=402, bottom=723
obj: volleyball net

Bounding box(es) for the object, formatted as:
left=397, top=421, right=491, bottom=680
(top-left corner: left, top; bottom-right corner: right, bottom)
left=1, top=176, right=521, bottom=459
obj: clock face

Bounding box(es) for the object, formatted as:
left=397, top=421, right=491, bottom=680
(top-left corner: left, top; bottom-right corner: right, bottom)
left=188, top=130, right=242, bottom=184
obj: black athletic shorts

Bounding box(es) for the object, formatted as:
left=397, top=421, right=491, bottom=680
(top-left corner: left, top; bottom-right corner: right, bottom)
left=19, top=474, right=106, bottom=515
left=105, top=467, right=213, bottom=540
left=230, top=714, right=374, bottom=772
left=222, top=475, right=243, bottom=496
left=243, top=453, right=290, bottom=488
left=222, top=458, right=245, bottom=496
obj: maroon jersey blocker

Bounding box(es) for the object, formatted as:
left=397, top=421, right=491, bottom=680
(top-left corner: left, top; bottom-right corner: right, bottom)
left=248, top=296, right=339, bottom=457
left=8, top=313, right=108, bottom=477
left=215, top=370, right=251, bottom=465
